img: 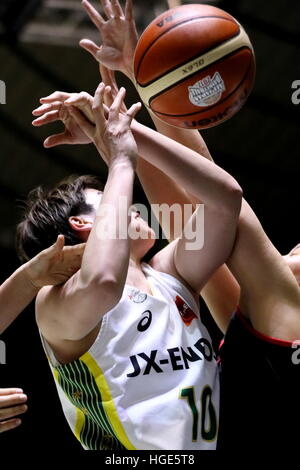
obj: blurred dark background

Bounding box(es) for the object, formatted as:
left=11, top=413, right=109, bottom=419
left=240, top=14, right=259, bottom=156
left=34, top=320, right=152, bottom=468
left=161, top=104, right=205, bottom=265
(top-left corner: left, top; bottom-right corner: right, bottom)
left=0, top=0, right=299, bottom=452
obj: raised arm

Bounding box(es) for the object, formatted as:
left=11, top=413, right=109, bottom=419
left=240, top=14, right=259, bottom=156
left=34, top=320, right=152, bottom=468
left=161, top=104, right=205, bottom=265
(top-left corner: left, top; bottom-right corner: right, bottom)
left=33, top=0, right=242, bottom=331
left=36, top=85, right=141, bottom=344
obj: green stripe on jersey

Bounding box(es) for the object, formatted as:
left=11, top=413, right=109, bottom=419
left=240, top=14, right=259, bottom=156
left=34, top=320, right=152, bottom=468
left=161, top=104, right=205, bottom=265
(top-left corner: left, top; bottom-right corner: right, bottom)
left=55, top=359, right=126, bottom=450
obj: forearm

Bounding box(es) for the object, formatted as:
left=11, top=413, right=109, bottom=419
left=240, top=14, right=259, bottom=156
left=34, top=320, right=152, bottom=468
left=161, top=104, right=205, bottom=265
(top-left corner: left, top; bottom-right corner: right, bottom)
left=135, top=112, right=241, bottom=330
left=79, top=161, right=135, bottom=292
left=0, top=265, right=39, bottom=333
left=139, top=112, right=214, bottom=209
left=132, top=120, right=241, bottom=210
left=149, top=112, right=213, bottom=161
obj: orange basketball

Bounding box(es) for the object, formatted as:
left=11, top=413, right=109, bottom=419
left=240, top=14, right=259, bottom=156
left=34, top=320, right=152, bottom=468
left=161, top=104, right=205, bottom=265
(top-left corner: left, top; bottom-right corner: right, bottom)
left=134, top=4, right=255, bottom=129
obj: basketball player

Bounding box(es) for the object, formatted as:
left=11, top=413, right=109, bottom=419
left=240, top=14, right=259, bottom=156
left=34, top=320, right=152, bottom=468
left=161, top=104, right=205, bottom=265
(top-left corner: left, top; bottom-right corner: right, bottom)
left=19, top=83, right=242, bottom=450
left=0, top=236, right=84, bottom=433
left=35, top=0, right=300, bottom=450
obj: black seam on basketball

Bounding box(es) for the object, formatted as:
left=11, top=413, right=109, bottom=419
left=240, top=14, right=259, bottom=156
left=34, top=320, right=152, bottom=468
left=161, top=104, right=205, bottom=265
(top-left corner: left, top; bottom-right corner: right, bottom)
left=135, top=16, right=239, bottom=85
left=149, top=47, right=253, bottom=118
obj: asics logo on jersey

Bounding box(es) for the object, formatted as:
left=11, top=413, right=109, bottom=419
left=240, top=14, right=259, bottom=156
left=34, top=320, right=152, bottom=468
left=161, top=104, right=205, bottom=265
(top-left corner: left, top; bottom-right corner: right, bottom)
left=127, top=337, right=215, bottom=377
left=137, top=310, right=152, bottom=332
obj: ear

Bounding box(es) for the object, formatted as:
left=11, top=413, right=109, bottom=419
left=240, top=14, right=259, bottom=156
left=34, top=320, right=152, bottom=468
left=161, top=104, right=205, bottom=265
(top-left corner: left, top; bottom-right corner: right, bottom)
left=69, top=216, right=93, bottom=240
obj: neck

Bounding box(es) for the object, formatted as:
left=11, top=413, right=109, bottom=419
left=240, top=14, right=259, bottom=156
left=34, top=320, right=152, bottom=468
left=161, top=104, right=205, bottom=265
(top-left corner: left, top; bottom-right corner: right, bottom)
left=126, top=256, right=152, bottom=294
left=129, top=256, right=143, bottom=270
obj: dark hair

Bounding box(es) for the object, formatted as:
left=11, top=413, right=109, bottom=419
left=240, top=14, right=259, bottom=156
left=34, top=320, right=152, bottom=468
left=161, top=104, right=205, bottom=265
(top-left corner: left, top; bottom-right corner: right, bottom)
left=16, top=175, right=104, bottom=262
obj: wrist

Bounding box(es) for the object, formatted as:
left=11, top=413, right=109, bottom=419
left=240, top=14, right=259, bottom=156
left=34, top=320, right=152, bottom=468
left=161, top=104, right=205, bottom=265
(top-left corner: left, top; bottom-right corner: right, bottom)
left=123, top=57, right=136, bottom=83
left=109, top=157, right=137, bottom=172
left=17, top=263, right=42, bottom=292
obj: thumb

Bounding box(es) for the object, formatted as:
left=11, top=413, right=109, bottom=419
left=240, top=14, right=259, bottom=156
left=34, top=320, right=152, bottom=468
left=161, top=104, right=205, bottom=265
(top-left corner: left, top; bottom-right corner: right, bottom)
left=80, top=39, right=102, bottom=61
left=53, top=235, right=65, bottom=252
left=44, top=133, right=72, bottom=148
left=126, top=102, right=142, bottom=124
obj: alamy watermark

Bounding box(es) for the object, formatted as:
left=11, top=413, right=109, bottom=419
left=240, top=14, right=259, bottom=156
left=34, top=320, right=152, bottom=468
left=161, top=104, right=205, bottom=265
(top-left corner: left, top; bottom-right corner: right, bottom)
left=95, top=198, right=205, bottom=251
left=291, top=340, right=300, bottom=365
left=0, top=340, right=6, bottom=364
left=291, top=80, right=300, bottom=105
left=0, top=80, right=6, bottom=104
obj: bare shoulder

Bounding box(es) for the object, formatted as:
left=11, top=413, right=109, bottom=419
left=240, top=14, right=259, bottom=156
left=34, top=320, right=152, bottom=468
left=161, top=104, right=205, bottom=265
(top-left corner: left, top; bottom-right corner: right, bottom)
left=35, top=284, right=101, bottom=364
left=149, top=240, right=178, bottom=274
left=228, top=200, right=300, bottom=339
left=35, top=284, right=64, bottom=337
left=149, top=240, right=199, bottom=299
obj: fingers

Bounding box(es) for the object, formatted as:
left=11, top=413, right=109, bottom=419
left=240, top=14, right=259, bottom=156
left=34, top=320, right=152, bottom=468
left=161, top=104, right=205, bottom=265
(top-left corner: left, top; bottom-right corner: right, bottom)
left=0, top=388, right=23, bottom=396
left=65, top=92, right=93, bottom=108
left=79, top=39, right=101, bottom=61
left=126, top=101, right=142, bottom=123
left=0, top=404, right=28, bottom=421
left=99, top=64, right=118, bottom=107
left=34, top=92, right=95, bottom=126
left=103, top=85, right=112, bottom=108
left=0, top=418, right=22, bottom=433
left=99, top=63, right=111, bottom=86
left=40, top=235, right=65, bottom=258
left=40, top=91, right=71, bottom=103
left=32, top=109, right=60, bottom=127
left=0, top=389, right=26, bottom=431
left=69, top=106, right=95, bottom=140
left=62, top=243, right=85, bottom=272
left=101, top=0, right=114, bottom=19
left=108, top=87, right=126, bottom=122
left=63, top=242, right=86, bottom=257
left=34, top=94, right=91, bottom=116
left=82, top=0, right=105, bottom=29
left=43, top=132, right=71, bottom=148
left=40, top=235, right=65, bottom=257
left=111, top=0, right=123, bottom=18
left=32, top=101, right=63, bottom=117
left=53, top=234, right=65, bottom=252
left=92, top=82, right=107, bottom=129
left=0, top=392, right=27, bottom=410
left=125, top=0, right=133, bottom=20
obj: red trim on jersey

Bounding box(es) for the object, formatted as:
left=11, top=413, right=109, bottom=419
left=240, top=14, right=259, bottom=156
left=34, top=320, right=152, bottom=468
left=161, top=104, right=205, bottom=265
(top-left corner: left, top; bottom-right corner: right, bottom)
left=236, top=308, right=298, bottom=347
left=175, top=295, right=197, bottom=326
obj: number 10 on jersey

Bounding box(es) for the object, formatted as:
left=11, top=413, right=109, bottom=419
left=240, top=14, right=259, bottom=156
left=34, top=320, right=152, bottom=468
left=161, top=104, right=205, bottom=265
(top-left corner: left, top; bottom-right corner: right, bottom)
left=180, top=386, right=217, bottom=442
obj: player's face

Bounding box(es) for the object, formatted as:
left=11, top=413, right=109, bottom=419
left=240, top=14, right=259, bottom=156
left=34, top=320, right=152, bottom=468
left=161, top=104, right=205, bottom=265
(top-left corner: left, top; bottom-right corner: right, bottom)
left=129, top=206, right=156, bottom=242
left=84, top=187, right=102, bottom=213
left=84, top=189, right=156, bottom=244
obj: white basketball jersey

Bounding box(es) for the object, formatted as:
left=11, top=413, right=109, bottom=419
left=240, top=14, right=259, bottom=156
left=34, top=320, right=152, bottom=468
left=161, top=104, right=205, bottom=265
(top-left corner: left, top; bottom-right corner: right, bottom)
left=41, top=263, right=220, bottom=450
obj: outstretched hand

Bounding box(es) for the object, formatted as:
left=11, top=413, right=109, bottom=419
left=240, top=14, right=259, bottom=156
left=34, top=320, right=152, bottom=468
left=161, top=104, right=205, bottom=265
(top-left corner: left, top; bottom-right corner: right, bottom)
left=32, top=91, right=94, bottom=147
left=80, top=0, right=138, bottom=80
left=0, top=388, right=28, bottom=434
left=25, top=235, right=85, bottom=288
left=69, top=82, right=141, bottom=167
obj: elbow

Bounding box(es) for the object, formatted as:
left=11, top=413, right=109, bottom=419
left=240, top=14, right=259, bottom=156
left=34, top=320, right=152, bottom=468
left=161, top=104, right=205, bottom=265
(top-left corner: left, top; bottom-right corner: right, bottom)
left=80, top=273, right=123, bottom=297
left=78, top=272, right=124, bottom=306
left=223, top=178, right=243, bottom=215
left=79, top=269, right=120, bottom=289
left=94, top=276, right=124, bottom=301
